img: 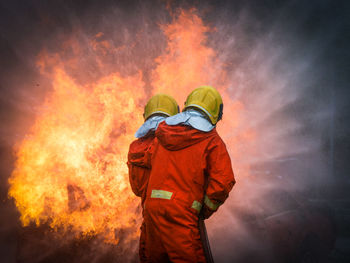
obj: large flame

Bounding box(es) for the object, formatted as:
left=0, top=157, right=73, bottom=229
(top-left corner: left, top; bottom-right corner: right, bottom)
left=9, top=65, right=145, bottom=242
left=8, top=8, right=253, bottom=248
left=152, top=9, right=255, bottom=177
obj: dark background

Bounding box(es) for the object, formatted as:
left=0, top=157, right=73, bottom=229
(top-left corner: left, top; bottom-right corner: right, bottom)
left=0, top=0, right=349, bottom=262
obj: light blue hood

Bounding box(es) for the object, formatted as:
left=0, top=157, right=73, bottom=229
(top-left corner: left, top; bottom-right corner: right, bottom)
left=135, top=115, right=166, bottom=138
left=165, top=109, right=214, bottom=132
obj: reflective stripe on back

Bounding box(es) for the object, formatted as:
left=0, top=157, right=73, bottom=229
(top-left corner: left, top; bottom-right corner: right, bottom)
left=204, top=195, right=221, bottom=210
left=191, top=200, right=202, bottom=212
left=151, top=190, right=173, bottom=200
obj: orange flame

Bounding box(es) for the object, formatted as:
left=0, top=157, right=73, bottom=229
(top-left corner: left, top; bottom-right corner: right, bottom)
left=152, top=8, right=221, bottom=102
left=9, top=65, right=145, bottom=242
left=8, top=8, right=255, bottom=247
left=152, top=9, right=255, bottom=176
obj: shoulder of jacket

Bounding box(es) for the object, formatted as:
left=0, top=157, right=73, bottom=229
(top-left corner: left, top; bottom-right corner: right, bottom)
left=129, top=138, right=140, bottom=150
left=206, top=130, right=226, bottom=148
left=129, top=136, right=153, bottom=153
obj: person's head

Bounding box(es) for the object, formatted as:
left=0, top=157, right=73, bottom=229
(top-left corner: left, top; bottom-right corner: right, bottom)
left=183, top=86, right=223, bottom=125
left=143, top=94, right=179, bottom=121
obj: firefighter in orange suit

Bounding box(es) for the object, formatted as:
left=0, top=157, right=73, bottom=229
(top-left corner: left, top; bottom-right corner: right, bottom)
left=127, top=94, right=179, bottom=262
left=143, top=86, right=235, bottom=262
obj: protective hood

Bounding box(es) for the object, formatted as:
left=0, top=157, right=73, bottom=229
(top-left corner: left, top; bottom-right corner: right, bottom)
left=155, top=121, right=216, bottom=151
left=165, top=109, right=215, bottom=132
left=135, top=115, right=166, bottom=138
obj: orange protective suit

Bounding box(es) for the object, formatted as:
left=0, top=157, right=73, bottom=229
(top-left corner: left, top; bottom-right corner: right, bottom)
left=128, top=131, right=155, bottom=262
left=144, top=122, right=235, bottom=262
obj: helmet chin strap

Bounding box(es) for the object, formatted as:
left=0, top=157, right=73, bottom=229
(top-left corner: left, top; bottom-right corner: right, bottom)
left=217, top=104, right=223, bottom=122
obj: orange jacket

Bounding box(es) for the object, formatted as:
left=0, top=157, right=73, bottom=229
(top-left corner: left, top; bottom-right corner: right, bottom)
left=146, top=122, right=235, bottom=218
left=127, top=132, right=155, bottom=206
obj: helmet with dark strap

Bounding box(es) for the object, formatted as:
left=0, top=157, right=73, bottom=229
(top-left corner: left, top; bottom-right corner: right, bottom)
left=184, top=86, right=223, bottom=125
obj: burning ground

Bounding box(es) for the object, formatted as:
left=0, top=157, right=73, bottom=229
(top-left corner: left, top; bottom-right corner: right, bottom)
left=0, top=0, right=349, bottom=262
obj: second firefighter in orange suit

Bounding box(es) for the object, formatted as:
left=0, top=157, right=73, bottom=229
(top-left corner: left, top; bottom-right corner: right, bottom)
left=144, top=86, right=236, bottom=262
left=127, top=94, right=179, bottom=262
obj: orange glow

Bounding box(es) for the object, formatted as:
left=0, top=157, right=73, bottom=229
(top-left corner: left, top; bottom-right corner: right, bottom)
left=152, top=8, right=256, bottom=176
left=9, top=65, right=145, bottom=243
left=152, top=9, right=225, bottom=103
left=8, top=8, right=255, bottom=245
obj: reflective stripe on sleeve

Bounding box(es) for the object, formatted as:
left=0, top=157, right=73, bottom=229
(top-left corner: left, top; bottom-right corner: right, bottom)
left=191, top=200, right=202, bottom=212
left=204, top=195, right=221, bottom=210
left=151, top=190, right=173, bottom=200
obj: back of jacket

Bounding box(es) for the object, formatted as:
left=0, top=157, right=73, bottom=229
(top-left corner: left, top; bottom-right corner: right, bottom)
left=145, top=122, right=235, bottom=219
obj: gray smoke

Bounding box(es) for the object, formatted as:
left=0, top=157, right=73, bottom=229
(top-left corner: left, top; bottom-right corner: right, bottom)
left=203, top=1, right=349, bottom=262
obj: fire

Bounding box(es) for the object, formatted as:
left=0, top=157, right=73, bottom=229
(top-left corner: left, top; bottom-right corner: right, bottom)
left=8, top=7, right=254, bottom=248
left=9, top=66, right=145, bottom=242
left=152, top=8, right=255, bottom=176
left=152, top=8, right=221, bottom=102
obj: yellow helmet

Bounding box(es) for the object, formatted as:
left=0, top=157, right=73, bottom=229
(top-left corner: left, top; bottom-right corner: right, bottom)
left=184, top=86, right=223, bottom=125
left=144, top=93, right=179, bottom=120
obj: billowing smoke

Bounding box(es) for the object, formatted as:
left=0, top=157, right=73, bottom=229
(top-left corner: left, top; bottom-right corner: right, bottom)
left=0, top=0, right=349, bottom=262
left=203, top=1, right=349, bottom=262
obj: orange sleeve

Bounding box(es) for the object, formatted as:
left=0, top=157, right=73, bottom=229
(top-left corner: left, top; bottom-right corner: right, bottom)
left=128, top=162, right=144, bottom=197
left=203, top=135, right=235, bottom=219
left=127, top=137, right=153, bottom=199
